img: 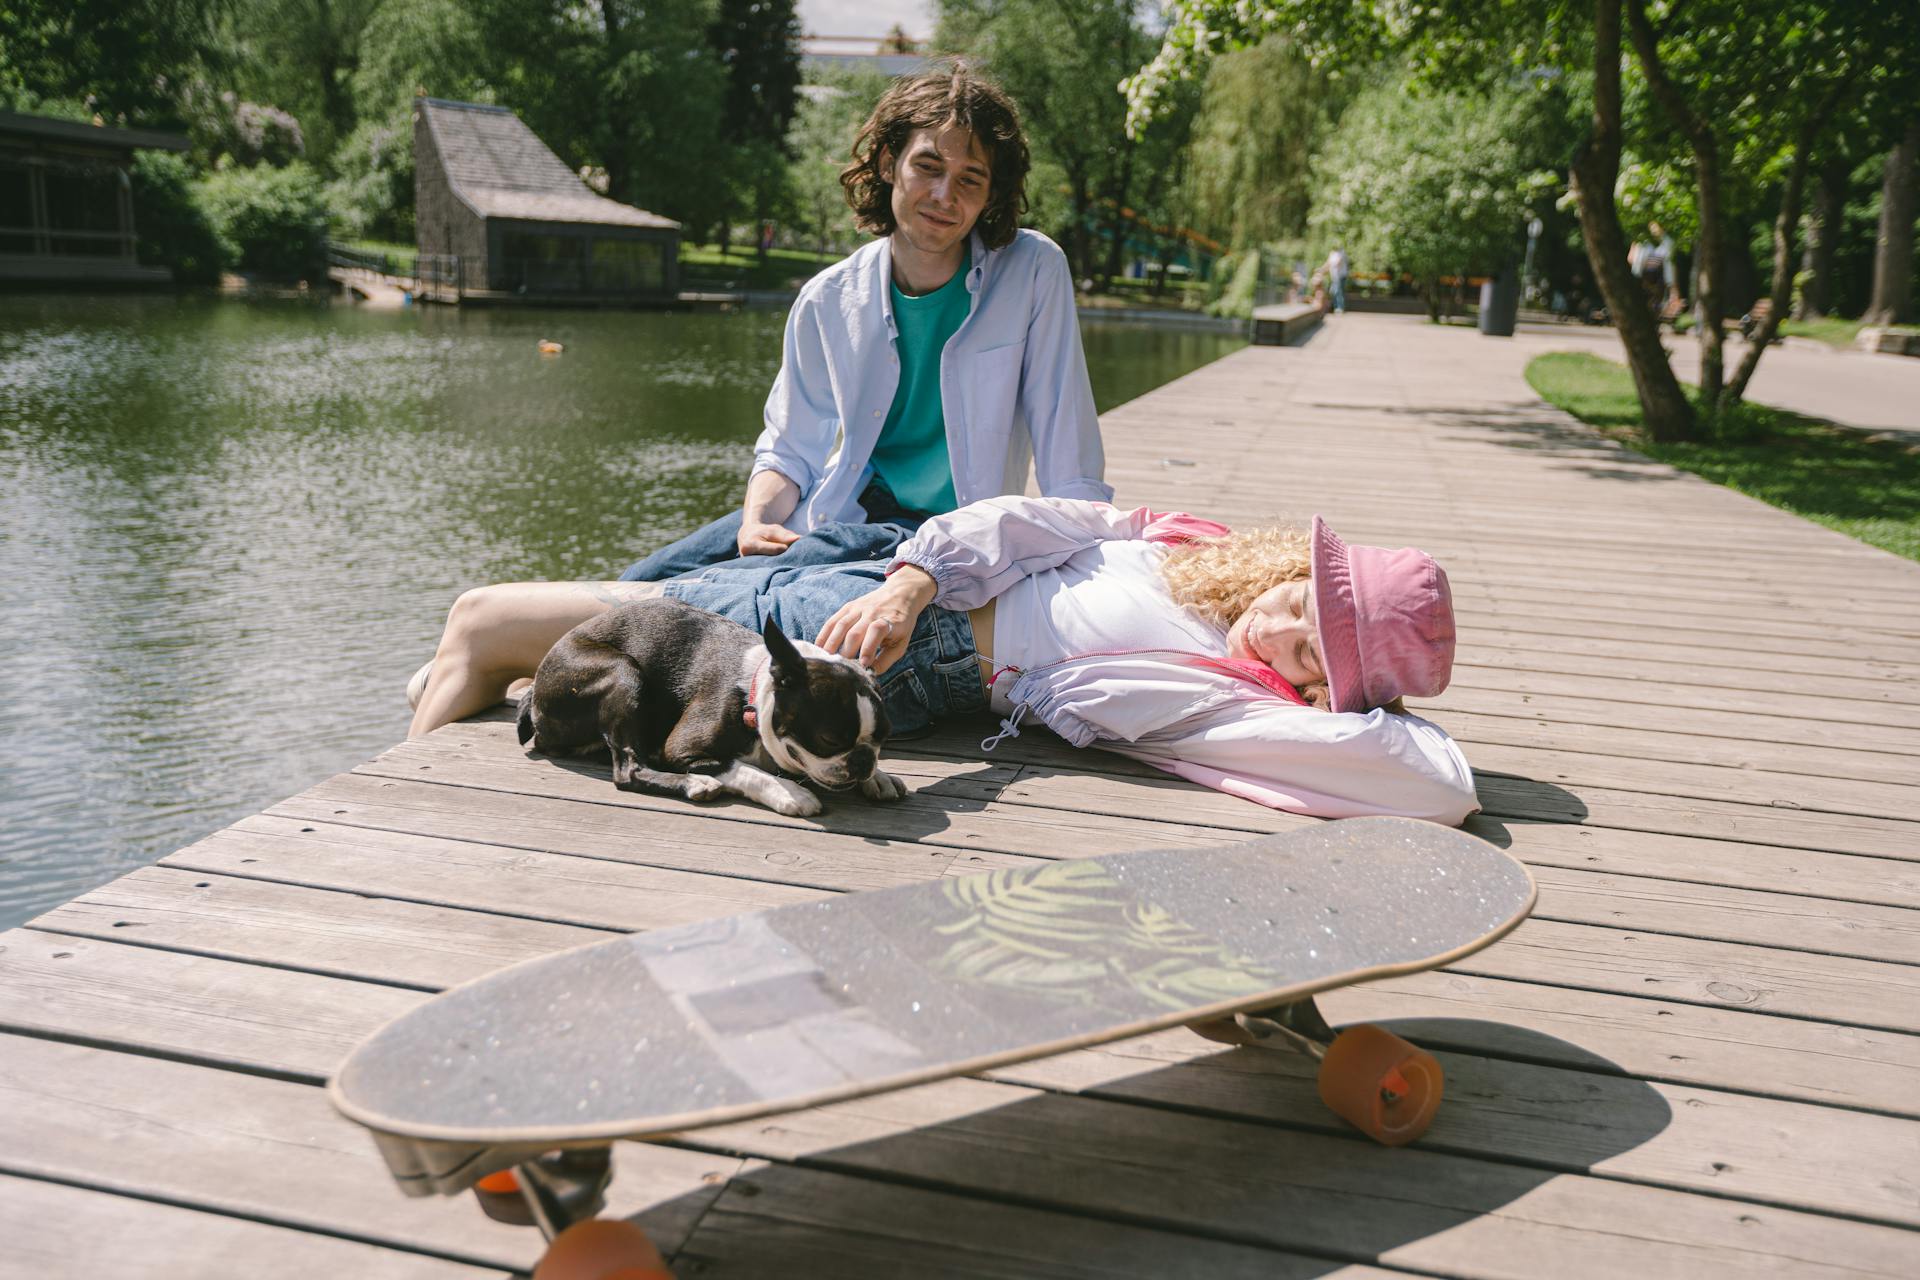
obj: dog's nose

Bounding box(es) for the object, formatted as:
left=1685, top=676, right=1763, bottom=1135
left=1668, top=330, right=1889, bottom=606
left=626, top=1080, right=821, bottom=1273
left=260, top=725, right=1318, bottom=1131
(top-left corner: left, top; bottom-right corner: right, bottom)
left=847, top=747, right=876, bottom=780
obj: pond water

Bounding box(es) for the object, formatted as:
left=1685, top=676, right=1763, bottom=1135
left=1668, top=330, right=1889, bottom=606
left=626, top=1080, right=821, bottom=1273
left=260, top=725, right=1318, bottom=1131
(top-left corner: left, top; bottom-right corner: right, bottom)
left=0, top=293, right=1242, bottom=928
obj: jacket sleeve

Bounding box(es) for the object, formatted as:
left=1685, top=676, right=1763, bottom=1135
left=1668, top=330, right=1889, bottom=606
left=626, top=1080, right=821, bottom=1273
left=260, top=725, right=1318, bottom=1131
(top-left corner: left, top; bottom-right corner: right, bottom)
left=1019, top=239, right=1111, bottom=502
left=752, top=290, right=839, bottom=494
left=890, top=496, right=1152, bottom=608
left=1107, top=702, right=1482, bottom=826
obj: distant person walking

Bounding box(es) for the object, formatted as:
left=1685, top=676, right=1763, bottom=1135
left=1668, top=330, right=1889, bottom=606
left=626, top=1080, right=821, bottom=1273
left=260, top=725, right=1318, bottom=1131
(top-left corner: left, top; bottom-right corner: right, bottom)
left=1325, top=246, right=1349, bottom=314
left=1627, top=221, right=1680, bottom=313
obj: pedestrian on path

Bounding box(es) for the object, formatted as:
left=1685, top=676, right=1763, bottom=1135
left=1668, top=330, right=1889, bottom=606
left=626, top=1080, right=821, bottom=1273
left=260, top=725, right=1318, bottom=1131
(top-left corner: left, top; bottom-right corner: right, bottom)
left=1325, top=246, right=1349, bottom=314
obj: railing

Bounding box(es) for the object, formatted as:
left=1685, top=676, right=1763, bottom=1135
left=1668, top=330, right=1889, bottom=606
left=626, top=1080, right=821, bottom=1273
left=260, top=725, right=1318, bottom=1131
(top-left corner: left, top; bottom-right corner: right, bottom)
left=326, top=243, right=417, bottom=280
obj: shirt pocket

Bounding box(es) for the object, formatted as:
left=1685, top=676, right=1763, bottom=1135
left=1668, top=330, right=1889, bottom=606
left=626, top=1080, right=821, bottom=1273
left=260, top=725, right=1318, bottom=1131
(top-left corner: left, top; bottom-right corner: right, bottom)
left=961, top=340, right=1026, bottom=436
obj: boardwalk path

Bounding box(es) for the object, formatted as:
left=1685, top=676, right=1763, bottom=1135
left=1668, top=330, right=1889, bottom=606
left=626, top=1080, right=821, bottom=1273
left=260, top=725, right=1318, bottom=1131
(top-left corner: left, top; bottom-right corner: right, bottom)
left=5, top=313, right=1917, bottom=1275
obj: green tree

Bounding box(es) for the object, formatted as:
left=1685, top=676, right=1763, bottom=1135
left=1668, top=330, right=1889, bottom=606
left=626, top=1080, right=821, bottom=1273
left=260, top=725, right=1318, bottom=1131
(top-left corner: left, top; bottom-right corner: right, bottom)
left=787, top=69, right=892, bottom=255
left=1181, top=39, right=1342, bottom=250
left=0, top=0, right=220, bottom=124
left=1126, top=0, right=1697, bottom=440
left=327, top=0, right=493, bottom=240
left=1619, top=0, right=1901, bottom=408
left=224, top=0, right=386, bottom=162
left=939, top=0, right=1186, bottom=286
left=196, top=158, right=330, bottom=279
left=1310, top=80, right=1560, bottom=319
left=476, top=0, right=731, bottom=230
left=709, top=0, right=804, bottom=257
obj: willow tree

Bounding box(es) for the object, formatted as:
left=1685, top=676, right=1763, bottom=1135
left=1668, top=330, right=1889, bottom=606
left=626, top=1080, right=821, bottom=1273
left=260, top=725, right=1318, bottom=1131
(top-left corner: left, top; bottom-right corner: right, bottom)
left=1125, top=0, right=1697, bottom=441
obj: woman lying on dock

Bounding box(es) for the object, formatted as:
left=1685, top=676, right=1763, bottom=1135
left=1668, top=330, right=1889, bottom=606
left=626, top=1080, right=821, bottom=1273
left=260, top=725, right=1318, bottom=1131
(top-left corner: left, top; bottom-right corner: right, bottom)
left=408, top=496, right=1478, bottom=825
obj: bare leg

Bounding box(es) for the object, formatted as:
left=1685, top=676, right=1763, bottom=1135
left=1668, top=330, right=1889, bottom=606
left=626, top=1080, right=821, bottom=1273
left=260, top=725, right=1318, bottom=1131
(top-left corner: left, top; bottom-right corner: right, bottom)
left=408, top=580, right=665, bottom=737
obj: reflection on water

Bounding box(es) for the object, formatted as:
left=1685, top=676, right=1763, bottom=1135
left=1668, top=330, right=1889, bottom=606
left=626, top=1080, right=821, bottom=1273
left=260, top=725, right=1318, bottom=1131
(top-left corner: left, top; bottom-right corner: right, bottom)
left=0, top=293, right=1242, bottom=927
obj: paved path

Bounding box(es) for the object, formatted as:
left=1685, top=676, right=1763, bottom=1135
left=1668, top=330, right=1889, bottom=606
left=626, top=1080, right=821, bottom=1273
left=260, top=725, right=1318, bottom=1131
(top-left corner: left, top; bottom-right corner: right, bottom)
left=1492, top=315, right=1920, bottom=440
left=3, top=313, right=1916, bottom=1276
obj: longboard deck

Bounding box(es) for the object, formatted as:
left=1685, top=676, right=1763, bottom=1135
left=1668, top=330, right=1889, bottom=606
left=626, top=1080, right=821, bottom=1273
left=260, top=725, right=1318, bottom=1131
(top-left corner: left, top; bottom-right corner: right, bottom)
left=330, top=817, right=1534, bottom=1194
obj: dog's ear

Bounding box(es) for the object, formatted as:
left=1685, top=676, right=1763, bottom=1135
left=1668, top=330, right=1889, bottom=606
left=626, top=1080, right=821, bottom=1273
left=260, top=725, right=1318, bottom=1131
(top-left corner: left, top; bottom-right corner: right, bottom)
left=763, top=617, right=807, bottom=686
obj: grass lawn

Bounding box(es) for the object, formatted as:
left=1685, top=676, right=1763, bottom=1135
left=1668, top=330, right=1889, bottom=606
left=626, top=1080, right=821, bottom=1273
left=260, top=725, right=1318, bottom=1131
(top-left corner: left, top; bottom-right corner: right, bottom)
left=1525, top=351, right=1920, bottom=563
left=1779, top=315, right=1868, bottom=348
left=679, top=244, right=841, bottom=290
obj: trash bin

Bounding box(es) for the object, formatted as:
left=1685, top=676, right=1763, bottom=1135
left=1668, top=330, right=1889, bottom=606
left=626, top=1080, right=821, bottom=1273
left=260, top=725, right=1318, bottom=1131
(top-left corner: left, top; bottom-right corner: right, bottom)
left=1478, top=267, right=1519, bottom=337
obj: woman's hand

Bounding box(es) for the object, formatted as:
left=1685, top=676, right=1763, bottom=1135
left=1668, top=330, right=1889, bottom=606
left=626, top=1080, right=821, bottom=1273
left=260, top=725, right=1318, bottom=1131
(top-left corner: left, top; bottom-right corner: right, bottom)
left=737, top=522, right=802, bottom=557
left=816, top=566, right=937, bottom=674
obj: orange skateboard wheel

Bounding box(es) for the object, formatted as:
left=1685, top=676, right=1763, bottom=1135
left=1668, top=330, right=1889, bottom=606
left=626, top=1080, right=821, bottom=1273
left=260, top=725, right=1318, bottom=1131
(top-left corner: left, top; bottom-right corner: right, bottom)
left=475, top=1169, right=521, bottom=1194
left=1316, top=1024, right=1443, bottom=1146
left=533, top=1219, right=672, bottom=1280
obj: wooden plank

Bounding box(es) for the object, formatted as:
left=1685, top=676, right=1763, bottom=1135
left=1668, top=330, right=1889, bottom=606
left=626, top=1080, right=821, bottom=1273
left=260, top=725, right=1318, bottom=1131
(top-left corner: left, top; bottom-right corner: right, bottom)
left=276, top=774, right=963, bottom=895
left=0, top=929, right=416, bottom=1080
left=1326, top=971, right=1920, bottom=1116
left=0, top=1033, right=736, bottom=1266
left=1438, top=708, right=1920, bottom=786
left=1432, top=686, right=1920, bottom=760
left=344, top=744, right=1250, bottom=857
left=690, top=1076, right=1913, bottom=1279
left=1446, top=665, right=1920, bottom=729
left=677, top=1162, right=1402, bottom=1279
left=41, top=870, right=1918, bottom=1229
left=168, top=818, right=819, bottom=931
left=32, top=866, right=616, bottom=986
left=0, top=1171, right=507, bottom=1280
left=986, top=1027, right=1920, bottom=1229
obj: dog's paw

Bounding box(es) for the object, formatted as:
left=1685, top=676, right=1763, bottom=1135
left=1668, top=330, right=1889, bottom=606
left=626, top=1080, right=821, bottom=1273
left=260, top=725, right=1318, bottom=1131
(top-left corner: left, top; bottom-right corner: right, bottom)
left=861, top=770, right=908, bottom=803
left=766, top=779, right=823, bottom=817
left=682, top=774, right=726, bottom=802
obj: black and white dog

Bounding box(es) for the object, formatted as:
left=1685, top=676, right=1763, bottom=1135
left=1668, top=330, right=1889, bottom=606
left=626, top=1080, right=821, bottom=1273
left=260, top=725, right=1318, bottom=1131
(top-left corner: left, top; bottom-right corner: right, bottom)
left=516, top=598, right=905, bottom=816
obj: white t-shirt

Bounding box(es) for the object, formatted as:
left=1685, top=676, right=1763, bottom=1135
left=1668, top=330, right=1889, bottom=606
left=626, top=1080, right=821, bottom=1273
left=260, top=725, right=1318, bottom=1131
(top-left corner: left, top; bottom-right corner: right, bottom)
left=984, top=541, right=1226, bottom=711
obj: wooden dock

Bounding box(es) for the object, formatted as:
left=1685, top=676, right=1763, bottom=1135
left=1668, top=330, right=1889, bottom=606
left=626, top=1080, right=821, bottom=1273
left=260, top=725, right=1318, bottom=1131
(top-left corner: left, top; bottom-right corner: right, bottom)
left=5, top=313, right=1916, bottom=1276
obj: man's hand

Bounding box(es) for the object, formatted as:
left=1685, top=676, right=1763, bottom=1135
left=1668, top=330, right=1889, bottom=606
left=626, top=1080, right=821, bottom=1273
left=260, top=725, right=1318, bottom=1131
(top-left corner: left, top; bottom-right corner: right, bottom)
left=737, top=522, right=802, bottom=557
left=816, top=566, right=938, bottom=674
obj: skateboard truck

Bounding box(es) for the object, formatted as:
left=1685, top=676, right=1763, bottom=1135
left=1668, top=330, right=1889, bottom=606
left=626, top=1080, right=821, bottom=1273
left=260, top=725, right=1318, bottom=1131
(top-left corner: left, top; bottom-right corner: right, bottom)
left=474, top=1147, right=612, bottom=1233
left=1193, top=996, right=1446, bottom=1146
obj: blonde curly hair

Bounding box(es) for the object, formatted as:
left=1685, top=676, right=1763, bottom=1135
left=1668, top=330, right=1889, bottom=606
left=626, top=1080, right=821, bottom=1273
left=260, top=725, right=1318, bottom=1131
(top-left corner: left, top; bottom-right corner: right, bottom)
left=1159, top=527, right=1333, bottom=709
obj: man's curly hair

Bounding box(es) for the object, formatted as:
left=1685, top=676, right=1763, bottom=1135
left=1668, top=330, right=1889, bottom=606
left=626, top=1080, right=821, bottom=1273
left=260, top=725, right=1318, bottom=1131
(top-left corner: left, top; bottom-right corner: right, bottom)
left=840, top=61, right=1030, bottom=250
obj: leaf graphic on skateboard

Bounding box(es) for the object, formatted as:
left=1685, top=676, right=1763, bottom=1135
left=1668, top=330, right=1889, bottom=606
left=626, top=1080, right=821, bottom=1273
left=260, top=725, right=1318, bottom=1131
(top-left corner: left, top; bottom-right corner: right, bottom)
left=934, top=860, right=1280, bottom=1013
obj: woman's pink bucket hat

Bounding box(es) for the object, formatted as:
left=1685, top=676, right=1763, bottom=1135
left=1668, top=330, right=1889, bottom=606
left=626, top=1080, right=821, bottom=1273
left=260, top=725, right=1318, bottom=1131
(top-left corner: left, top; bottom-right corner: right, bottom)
left=1310, top=516, right=1456, bottom=714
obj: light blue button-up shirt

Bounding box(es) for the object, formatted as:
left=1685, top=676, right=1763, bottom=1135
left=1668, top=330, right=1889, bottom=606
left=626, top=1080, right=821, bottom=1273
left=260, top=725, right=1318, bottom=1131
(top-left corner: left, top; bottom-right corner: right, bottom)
left=752, top=228, right=1111, bottom=529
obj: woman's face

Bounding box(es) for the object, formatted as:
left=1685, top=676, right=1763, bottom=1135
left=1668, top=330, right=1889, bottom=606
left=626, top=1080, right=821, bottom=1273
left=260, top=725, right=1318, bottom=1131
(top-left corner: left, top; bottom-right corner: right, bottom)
left=1225, top=579, right=1326, bottom=691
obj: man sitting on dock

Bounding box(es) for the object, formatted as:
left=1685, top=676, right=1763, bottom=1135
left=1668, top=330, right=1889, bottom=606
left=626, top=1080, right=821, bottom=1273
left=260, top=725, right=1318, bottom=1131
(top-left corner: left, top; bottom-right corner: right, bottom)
left=617, top=61, right=1110, bottom=583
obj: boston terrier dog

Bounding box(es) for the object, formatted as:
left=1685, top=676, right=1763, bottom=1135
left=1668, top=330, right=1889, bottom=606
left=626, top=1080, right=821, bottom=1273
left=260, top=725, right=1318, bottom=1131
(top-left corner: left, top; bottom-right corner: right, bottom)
left=516, top=598, right=905, bottom=816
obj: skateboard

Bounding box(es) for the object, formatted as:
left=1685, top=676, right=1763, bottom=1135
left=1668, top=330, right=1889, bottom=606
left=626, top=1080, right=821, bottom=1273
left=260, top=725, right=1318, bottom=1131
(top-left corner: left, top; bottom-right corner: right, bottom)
left=330, top=816, right=1534, bottom=1278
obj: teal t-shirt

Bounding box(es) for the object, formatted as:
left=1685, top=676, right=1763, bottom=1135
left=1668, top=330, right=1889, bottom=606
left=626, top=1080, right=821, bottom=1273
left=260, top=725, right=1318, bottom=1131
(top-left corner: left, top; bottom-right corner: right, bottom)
left=871, top=249, right=970, bottom=515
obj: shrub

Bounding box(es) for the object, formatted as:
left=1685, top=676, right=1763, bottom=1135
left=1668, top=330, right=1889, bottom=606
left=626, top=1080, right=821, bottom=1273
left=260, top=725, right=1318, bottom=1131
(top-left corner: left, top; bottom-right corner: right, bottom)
left=130, top=151, right=226, bottom=286
left=1206, top=250, right=1262, bottom=318
left=195, top=162, right=329, bottom=281
left=324, top=109, right=415, bottom=242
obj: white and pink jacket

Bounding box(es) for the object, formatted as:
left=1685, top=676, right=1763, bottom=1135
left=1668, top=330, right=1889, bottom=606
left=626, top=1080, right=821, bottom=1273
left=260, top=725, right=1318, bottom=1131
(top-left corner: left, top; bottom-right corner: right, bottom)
left=889, top=496, right=1480, bottom=825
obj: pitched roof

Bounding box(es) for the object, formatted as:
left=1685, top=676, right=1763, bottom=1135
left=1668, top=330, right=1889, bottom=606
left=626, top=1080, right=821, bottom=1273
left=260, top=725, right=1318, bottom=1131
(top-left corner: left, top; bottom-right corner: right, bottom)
left=417, top=98, right=679, bottom=230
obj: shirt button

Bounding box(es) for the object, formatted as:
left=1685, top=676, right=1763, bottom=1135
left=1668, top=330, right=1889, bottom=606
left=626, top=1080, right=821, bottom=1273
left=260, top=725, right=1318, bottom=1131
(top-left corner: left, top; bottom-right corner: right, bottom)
left=873, top=410, right=882, bottom=418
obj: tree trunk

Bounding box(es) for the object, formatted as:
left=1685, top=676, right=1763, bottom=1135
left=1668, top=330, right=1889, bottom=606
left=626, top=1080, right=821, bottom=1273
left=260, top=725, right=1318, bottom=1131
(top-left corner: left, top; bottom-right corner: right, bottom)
left=1575, top=0, right=1694, bottom=441
left=1796, top=152, right=1849, bottom=320
left=1864, top=119, right=1918, bottom=326
left=1625, top=0, right=1729, bottom=411
left=1728, top=125, right=1815, bottom=403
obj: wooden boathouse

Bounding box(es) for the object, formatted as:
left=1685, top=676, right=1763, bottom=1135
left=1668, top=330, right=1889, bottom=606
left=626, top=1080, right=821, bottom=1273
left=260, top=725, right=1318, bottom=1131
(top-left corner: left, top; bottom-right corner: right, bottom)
left=413, top=97, right=681, bottom=304
left=0, top=110, right=188, bottom=288
left=2, top=316, right=1916, bottom=1274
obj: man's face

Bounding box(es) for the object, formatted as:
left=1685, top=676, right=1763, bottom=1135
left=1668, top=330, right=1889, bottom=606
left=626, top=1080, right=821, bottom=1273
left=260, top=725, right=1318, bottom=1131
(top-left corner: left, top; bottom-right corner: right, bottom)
left=882, top=124, right=992, bottom=260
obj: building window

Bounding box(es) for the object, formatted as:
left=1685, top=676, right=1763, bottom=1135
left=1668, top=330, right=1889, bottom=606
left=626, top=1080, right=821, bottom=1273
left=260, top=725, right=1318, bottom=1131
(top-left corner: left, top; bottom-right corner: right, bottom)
left=501, top=231, right=585, bottom=291
left=43, top=164, right=123, bottom=256
left=590, top=238, right=663, bottom=292
left=0, top=162, right=33, bottom=253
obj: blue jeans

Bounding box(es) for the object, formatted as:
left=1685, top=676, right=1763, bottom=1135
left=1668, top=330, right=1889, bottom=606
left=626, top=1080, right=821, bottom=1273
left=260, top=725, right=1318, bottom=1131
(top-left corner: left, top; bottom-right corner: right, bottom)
left=661, top=559, right=987, bottom=737
left=617, top=480, right=931, bottom=583
left=1329, top=275, right=1346, bottom=313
